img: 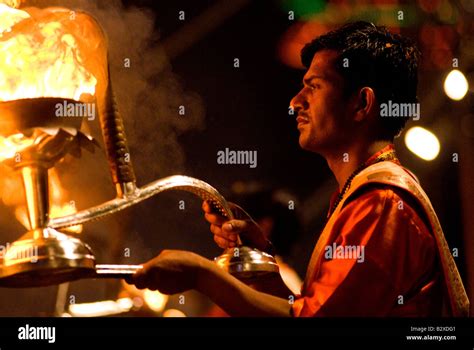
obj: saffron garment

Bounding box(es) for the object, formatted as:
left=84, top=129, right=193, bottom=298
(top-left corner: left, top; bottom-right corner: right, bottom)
left=292, top=145, right=469, bottom=317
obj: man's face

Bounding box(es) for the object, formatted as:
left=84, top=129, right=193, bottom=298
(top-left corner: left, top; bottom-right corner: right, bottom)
left=290, top=50, right=354, bottom=154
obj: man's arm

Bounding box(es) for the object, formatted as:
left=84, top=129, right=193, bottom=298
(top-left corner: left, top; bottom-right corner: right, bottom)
left=246, top=273, right=296, bottom=299
left=197, top=260, right=292, bottom=317
left=128, top=250, right=292, bottom=317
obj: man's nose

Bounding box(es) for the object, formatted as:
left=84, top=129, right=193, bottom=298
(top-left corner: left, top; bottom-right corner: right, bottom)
left=290, top=91, right=308, bottom=114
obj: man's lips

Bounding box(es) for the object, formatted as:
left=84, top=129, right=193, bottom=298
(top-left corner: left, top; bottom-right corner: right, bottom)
left=296, top=115, right=310, bottom=125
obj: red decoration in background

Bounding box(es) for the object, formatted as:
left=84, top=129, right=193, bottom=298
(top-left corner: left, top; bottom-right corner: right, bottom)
left=278, top=20, right=400, bottom=69
left=278, top=21, right=331, bottom=69
left=419, top=25, right=458, bottom=69
left=277, top=1, right=460, bottom=72
left=417, top=0, right=442, bottom=13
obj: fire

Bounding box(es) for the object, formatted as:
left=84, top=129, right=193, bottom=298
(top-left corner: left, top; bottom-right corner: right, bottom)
left=0, top=3, right=105, bottom=102
left=0, top=3, right=28, bottom=34
left=0, top=1, right=23, bottom=9
left=0, top=133, right=34, bottom=162
left=0, top=3, right=106, bottom=232
left=48, top=169, right=82, bottom=234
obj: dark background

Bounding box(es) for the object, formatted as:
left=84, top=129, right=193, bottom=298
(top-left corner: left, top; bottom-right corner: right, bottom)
left=129, top=0, right=469, bottom=276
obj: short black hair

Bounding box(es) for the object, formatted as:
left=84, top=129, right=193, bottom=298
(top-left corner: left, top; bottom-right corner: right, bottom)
left=301, top=21, right=420, bottom=140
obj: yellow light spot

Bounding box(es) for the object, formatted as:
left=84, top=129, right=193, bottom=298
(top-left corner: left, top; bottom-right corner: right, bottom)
left=163, top=309, right=186, bottom=317
left=444, top=69, right=469, bottom=101
left=405, top=127, right=440, bottom=161
left=143, top=289, right=168, bottom=313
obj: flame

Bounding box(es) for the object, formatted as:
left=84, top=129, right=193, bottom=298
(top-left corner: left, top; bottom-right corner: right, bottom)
left=48, top=169, right=82, bottom=234
left=0, top=1, right=23, bottom=9
left=13, top=206, right=28, bottom=229
left=0, top=4, right=106, bottom=233
left=0, top=3, right=106, bottom=102
left=0, top=3, right=28, bottom=34
left=0, top=133, right=34, bottom=161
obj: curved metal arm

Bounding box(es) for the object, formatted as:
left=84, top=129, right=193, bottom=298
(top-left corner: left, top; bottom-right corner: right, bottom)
left=47, top=175, right=233, bottom=229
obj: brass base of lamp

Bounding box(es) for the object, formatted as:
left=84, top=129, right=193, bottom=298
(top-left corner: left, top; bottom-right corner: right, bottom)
left=0, top=228, right=96, bottom=287
left=214, top=246, right=279, bottom=280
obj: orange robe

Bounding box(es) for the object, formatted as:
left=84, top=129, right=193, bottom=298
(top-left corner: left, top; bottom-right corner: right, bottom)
left=293, top=185, right=440, bottom=316
left=292, top=145, right=468, bottom=317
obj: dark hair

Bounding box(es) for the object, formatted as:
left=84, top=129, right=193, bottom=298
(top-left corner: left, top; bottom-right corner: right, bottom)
left=301, top=21, right=420, bottom=140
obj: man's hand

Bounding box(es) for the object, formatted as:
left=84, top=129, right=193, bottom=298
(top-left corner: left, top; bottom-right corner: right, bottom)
left=126, top=249, right=292, bottom=317
left=202, top=201, right=272, bottom=253
left=126, top=250, right=211, bottom=295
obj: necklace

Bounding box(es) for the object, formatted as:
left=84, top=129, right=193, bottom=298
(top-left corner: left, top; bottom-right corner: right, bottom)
left=327, top=150, right=397, bottom=218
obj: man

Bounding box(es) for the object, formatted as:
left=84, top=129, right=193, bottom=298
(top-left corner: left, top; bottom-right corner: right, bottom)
left=128, top=22, right=469, bottom=317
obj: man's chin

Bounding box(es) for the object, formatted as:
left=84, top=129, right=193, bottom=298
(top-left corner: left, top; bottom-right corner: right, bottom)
left=299, top=136, right=322, bottom=154
left=299, top=137, right=315, bottom=151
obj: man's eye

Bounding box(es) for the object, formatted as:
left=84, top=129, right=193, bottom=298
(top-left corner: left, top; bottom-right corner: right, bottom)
left=301, top=83, right=319, bottom=91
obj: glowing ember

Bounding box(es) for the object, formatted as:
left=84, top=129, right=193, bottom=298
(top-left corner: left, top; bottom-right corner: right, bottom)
left=0, top=3, right=106, bottom=102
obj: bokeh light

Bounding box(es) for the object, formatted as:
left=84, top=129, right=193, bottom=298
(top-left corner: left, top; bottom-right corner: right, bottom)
left=444, top=69, right=469, bottom=101
left=163, top=309, right=186, bottom=317
left=143, top=289, right=168, bottom=313
left=405, top=127, right=441, bottom=161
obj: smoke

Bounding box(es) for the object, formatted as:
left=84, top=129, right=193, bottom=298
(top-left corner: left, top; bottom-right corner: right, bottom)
left=0, top=1, right=231, bottom=316
left=0, top=0, right=206, bottom=251
left=0, top=0, right=206, bottom=282
left=24, top=0, right=205, bottom=182
left=26, top=0, right=207, bottom=262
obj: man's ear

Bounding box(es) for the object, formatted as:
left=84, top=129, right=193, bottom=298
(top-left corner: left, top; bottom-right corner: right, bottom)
left=354, top=87, right=376, bottom=122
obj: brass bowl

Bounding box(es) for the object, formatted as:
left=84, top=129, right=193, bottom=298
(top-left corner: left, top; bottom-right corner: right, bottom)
left=215, top=246, right=279, bottom=280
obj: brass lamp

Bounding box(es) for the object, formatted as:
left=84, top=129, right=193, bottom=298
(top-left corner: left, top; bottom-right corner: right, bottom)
left=0, top=4, right=278, bottom=288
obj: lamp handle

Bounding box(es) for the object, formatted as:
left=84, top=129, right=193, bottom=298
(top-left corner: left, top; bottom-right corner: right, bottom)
left=99, top=64, right=137, bottom=195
